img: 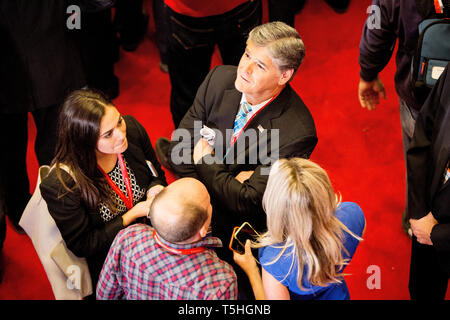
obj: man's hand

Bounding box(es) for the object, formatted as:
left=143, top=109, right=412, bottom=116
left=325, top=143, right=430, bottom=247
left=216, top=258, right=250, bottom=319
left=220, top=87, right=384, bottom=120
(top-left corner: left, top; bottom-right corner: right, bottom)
left=409, top=212, right=438, bottom=246
left=358, top=76, right=386, bottom=110
left=193, top=138, right=213, bottom=164
left=235, top=170, right=254, bottom=183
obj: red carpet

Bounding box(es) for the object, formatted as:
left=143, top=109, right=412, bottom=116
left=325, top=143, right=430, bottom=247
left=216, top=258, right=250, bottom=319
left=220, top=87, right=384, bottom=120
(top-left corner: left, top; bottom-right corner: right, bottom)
left=0, top=0, right=448, bottom=300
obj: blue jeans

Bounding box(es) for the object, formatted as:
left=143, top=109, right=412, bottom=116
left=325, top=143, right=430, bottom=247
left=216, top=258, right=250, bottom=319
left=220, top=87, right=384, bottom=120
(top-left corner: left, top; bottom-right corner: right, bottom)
left=166, top=1, right=262, bottom=127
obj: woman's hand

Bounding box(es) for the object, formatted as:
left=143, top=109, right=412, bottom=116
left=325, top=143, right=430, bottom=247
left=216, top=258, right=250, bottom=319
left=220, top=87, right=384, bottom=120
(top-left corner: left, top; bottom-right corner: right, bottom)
left=233, top=240, right=258, bottom=275
left=233, top=240, right=266, bottom=300
left=147, top=184, right=165, bottom=201
left=122, top=198, right=153, bottom=227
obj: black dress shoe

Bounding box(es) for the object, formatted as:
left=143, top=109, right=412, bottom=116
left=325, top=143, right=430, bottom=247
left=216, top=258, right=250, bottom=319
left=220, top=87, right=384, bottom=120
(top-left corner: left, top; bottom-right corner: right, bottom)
left=155, top=137, right=172, bottom=171
left=324, top=0, right=350, bottom=14
left=121, top=13, right=149, bottom=52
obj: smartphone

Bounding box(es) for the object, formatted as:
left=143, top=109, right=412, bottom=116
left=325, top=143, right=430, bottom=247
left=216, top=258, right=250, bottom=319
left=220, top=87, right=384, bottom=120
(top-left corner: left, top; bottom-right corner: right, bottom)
left=229, top=222, right=260, bottom=255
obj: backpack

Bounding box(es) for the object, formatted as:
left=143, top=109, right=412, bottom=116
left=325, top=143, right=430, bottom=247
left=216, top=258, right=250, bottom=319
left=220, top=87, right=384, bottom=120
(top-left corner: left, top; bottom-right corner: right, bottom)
left=412, top=0, right=450, bottom=89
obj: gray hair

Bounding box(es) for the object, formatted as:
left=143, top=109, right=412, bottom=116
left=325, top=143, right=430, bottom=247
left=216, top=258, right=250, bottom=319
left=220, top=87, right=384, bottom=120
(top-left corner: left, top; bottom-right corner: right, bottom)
left=248, top=21, right=305, bottom=75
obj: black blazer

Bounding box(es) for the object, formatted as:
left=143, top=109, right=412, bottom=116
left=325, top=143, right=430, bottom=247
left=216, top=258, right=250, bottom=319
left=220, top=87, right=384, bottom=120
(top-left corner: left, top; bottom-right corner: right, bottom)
left=407, top=63, right=450, bottom=272
left=40, top=116, right=166, bottom=283
left=168, top=65, right=318, bottom=246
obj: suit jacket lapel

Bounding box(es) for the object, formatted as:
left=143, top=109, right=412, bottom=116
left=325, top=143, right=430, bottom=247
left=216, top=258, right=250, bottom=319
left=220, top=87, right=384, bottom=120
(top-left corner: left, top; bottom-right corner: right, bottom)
left=231, top=85, right=291, bottom=162
left=208, top=88, right=241, bottom=157
left=435, top=146, right=449, bottom=193
left=433, top=113, right=450, bottom=194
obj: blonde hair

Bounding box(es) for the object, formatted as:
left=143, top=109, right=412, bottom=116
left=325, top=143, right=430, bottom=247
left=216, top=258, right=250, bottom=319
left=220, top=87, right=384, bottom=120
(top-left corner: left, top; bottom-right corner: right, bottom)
left=258, top=158, right=361, bottom=289
left=248, top=21, right=305, bottom=75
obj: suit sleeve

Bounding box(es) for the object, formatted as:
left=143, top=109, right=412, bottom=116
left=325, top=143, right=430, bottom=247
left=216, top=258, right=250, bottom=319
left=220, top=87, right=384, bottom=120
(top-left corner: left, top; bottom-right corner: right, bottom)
left=407, top=65, right=448, bottom=219
left=407, top=65, right=450, bottom=252
left=431, top=224, right=450, bottom=253
left=40, top=171, right=125, bottom=259
left=196, top=159, right=268, bottom=220
left=406, top=102, right=434, bottom=220
left=195, top=134, right=317, bottom=220
left=359, top=0, right=398, bottom=81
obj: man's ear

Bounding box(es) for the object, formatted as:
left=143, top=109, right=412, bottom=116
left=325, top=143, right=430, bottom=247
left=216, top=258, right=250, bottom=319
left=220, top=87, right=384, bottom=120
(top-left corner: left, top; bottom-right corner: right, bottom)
left=199, top=223, right=208, bottom=238
left=278, top=68, right=294, bottom=86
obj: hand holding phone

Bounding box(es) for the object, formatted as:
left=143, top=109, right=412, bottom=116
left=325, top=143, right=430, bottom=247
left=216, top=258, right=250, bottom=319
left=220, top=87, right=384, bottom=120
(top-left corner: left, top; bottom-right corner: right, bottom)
left=229, top=222, right=260, bottom=255
left=233, top=239, right=259, bottom=274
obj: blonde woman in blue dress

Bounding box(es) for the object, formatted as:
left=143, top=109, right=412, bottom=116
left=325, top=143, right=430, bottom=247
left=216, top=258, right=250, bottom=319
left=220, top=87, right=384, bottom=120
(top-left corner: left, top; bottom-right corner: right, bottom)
left=233, top=158, right=366, bottom=300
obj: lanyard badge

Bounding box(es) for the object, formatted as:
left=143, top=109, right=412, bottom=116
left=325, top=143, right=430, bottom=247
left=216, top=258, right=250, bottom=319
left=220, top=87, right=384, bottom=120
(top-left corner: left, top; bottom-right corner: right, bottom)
left=98, top=153, right=134, bottom=210
left=153, top=230, right=206, bottom=255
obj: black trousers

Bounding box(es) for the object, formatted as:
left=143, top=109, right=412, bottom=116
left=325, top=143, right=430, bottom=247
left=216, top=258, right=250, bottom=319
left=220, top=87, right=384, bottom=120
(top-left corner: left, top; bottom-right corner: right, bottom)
left=0, top=104, right=60, bottom=230
left=409, top=236, right=450, bottom=300
left=268, top=0, right=306, bottom=27
left=114, top=0, right=144, bottom=45
left=76, top=8, right=119, bottom=99
left=153, top=0, right=169, bottom=65
left=166, top=0, right=262, bottom=128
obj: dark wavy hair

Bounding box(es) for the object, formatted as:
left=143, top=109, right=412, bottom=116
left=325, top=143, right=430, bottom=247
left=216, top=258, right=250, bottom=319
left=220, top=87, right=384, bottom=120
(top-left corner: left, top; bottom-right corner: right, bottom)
left=52, top=88, right=116, bottom=210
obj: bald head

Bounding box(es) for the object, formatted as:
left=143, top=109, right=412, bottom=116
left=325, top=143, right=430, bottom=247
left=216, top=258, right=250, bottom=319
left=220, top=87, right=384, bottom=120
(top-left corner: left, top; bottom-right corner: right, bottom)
left=149, top=178, right=212, bottom=243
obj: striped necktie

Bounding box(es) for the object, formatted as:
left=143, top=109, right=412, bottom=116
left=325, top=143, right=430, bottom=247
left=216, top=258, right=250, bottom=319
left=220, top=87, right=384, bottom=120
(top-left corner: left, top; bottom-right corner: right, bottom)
left=232, top=101, right=253, bottom=139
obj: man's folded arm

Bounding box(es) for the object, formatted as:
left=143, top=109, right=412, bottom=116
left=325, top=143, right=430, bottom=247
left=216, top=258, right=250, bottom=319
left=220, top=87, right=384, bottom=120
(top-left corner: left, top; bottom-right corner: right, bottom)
left=194, top=136, right=317, bottom=219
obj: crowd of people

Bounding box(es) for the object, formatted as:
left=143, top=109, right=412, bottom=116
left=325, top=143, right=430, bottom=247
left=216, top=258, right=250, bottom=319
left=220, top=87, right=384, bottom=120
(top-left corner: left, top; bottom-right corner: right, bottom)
left=0, top=0, right=448, bottom=301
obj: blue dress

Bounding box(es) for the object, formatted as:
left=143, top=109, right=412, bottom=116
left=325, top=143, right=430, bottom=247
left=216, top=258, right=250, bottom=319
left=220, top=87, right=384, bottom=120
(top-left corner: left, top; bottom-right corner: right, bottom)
left=258, top=202, right=365, bottom=300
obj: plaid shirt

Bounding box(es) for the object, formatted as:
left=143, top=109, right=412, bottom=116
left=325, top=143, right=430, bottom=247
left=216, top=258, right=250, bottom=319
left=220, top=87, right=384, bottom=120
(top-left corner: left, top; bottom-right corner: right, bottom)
left=96, top=224, right=237, bottom=300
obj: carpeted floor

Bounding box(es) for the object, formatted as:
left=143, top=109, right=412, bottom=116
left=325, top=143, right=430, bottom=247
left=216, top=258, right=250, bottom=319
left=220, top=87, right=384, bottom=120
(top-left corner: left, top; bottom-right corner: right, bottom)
left=0, top=0, right=448, bottom=300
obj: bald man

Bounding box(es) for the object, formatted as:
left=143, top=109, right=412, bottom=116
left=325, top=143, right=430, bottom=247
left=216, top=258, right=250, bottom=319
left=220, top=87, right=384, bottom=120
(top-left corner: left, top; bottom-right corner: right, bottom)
left=96, top=178, right=237, bottom=300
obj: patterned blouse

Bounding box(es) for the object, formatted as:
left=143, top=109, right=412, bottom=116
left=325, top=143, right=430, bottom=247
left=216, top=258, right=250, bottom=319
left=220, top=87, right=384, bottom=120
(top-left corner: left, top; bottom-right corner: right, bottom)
left=99, top=155, right=146, bottom=222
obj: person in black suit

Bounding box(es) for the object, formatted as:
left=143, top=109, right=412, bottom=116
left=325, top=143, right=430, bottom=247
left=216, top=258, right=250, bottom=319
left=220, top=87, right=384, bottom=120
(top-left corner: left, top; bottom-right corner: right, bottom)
left=156, top=22, right=317, bottom=297
left=0, top=1, right=85, bottom=239
left=39, top=89, right=167, bottom=292
left=407, top=63, right=450, bottom=300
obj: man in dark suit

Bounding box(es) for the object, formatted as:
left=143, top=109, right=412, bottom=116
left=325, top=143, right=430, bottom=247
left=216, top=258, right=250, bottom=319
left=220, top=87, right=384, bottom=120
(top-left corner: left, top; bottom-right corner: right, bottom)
left=156, top=22, right=317, bottom=296
left=407, top=63, right=450, bottom=300
left=0, top=1, right=85, bottom=233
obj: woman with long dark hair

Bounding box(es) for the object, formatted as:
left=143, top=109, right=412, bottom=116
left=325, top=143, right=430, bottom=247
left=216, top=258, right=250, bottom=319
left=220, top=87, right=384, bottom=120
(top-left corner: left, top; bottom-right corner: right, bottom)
left=40, top=89, right=167, bottom=290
